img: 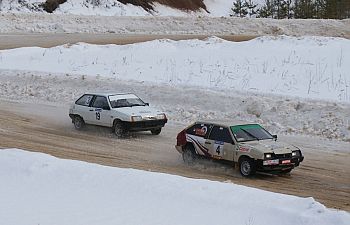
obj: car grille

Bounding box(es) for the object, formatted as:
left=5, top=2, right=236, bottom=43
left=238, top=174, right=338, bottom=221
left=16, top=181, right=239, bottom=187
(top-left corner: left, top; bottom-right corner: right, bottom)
left=274, top=153, right=292, bottom=159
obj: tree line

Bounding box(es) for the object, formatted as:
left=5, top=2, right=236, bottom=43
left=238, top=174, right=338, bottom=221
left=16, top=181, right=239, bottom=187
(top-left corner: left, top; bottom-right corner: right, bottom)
left=230, top=0, right=350, bottom=19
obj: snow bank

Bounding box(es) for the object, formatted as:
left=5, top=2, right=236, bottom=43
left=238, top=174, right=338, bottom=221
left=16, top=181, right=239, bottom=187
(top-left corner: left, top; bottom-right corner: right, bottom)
left=0, top=0, right=201, bottom=16
left=56, top=0, right=151, bottom=16
left=1, top=13, right=349, bottom=38
left=0, top=149, right=349, bottom=225
left=1, top=36, right=349, bottom=102
left=0, top=0, right=251, bottom=16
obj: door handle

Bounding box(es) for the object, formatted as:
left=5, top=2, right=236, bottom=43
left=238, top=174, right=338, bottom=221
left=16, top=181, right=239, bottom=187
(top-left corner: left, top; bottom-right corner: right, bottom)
left=205, top=141, right=211, bottom=144
left=89, top=109, right=94, bottom=111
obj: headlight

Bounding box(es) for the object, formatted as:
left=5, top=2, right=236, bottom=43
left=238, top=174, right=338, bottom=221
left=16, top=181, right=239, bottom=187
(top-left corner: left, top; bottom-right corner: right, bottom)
left=292, top=151, right=300, bottom=157
left=265, top=153, right=272, bottom=159
left=131, top=116, right=142, bottom=122
left=155, top=113, right=166, bottom=120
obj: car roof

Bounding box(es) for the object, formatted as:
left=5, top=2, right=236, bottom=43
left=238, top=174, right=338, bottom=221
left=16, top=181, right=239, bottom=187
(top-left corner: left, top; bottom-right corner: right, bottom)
left=194, top=120, right=260, bottom=128
left=84, top=92, right=135, bottom=97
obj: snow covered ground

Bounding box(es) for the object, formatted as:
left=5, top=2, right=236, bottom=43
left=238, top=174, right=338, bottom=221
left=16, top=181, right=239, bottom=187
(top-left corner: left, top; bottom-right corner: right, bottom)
left=1, top=36, right=349, bottom=102
left=0, top=0, right=260, bottom=16
left=0, top=149, right=349, bottom=225
left=0, top=36, right=349, bottom=141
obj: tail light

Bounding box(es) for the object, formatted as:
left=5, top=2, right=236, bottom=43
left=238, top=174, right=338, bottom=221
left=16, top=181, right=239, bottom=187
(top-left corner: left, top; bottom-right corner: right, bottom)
left=176, top=129, right=187, bottom=146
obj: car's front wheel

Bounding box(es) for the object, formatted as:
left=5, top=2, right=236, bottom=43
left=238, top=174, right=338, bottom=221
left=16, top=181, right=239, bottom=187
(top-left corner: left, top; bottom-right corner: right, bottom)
left=114, top=121, right=126, bottom=138
left=73, top=116, right=85, bottom=130
left=239, top=157, right=256, bottom=177
left=151, top=128, right=162, bottom=135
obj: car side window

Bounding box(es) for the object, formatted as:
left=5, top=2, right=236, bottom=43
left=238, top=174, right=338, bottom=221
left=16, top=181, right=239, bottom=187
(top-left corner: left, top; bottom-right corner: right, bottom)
left=208, top=126, right=233, bottom=144
left=186, top=123, right=211, bottom=138
left=76, top=94, right=93, bottom=106
left=92, top=96, right=109, bottom=109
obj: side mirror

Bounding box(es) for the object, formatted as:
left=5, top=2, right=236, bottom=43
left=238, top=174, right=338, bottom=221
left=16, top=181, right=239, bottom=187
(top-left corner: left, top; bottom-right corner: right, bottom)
left=145, top=103, right=149, bottom=106
left=102, top=106, right=110, bottom=110
left=272, top=134, right=278, bottom=141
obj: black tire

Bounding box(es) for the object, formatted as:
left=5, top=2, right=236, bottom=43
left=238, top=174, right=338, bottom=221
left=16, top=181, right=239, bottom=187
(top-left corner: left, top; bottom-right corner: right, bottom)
left=114, top=121, right=126, bottom=138
left=151, top=128, right=162, bottom=135
left=239, top=157, right=256, bottom=177
left=73, top=116, right=85, bottom=130
left=182, top=145, right=197, bottom=165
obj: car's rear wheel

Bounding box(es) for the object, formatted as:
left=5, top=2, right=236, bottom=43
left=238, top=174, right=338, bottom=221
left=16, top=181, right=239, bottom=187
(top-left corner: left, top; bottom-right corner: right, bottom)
left=73, top=116, right=85, bottom=130
left=182, top=145, right=196, bottom=165
left=151, top=128, right=162, bottom=135
left=239, top=157, right=256, bottom=177
left=114, top=121, right=126, bottom=138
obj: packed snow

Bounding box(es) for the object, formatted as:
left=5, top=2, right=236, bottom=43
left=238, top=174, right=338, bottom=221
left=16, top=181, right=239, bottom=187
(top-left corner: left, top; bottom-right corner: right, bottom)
left=0, top=149, right=349, bottom=225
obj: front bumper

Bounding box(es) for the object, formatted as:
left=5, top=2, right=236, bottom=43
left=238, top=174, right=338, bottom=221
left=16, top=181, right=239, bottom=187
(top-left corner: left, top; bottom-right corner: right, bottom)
left=257, top=156, right=304, bottom=172
left=126, top=119, right=167, bottom=131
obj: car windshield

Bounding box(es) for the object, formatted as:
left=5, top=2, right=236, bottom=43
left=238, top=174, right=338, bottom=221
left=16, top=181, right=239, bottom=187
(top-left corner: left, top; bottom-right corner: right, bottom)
left=109, top=94, right=146, bottom=108
left=230, top=124, right=273, bottom=142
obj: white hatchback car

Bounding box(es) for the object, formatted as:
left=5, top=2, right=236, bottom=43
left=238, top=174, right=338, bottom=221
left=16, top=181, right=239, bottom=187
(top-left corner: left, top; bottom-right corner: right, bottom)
left=69, top=92, right=167, bottom=137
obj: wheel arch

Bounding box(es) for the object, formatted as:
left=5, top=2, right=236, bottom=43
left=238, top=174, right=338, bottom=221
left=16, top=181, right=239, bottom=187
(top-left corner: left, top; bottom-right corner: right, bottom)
left=70, top=113, right=84, bottom=121
left=238, top=154, right=253, bottom=163
left=182, top=142, right=198, bottom=154
left=113, top=118, right=123, bottom=126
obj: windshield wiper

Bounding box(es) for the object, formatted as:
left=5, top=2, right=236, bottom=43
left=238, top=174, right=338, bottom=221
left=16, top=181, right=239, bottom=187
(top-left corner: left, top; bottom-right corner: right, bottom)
left=130, top=103, right=145, bottom=107
left=240, top=128, right=260, bottom=141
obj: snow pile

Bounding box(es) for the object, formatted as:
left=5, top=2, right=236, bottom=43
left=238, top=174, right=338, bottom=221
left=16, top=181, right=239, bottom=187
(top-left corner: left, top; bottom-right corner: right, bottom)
left=0, top=149, right=349, bottom=225
left=1, top=13, right=349, bottom=37
left=0, top=0, right=244, bottom=16
left=0, top=0, right=45, bottom=13
left=0, top=36, right=349, bottom=102
left=0, top=0, right=203, bottom=16
left=56, top=0, right=151, bottom=16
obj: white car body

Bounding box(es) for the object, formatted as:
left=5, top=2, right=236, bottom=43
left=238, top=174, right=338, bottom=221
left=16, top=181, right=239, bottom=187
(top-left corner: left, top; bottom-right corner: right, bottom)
left=69, top=92, right=167, bottom=135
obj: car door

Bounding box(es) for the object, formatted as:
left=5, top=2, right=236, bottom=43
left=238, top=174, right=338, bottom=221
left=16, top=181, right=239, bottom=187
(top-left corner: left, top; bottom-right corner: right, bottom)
left=90, top=95, right=112, bottom=127
left=185, top=123, right=213, bottom=157
left=204, top=125, right=235, bottom=160
left=74, top=94, right=94, bottom=124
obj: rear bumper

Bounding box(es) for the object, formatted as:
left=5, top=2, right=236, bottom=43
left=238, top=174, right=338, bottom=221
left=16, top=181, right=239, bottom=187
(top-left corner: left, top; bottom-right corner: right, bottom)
left=126, top=119, right=167, bottom=131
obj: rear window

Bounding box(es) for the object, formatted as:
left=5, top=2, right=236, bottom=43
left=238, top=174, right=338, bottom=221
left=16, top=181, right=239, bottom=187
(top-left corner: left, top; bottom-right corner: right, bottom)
left=186, top=123, right=212, bottom=138
left=76, top=94, right=93, bottom=106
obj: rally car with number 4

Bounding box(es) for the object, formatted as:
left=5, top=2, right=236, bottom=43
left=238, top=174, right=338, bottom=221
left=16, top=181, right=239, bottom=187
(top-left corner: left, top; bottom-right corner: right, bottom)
left=175, top=122, right=304, bottom=177
left=69, top=92, right=167, bottom=137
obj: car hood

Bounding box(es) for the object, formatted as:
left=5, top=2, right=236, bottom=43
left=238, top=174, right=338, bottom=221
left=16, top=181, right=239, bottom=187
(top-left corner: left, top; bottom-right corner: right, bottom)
left=239, top=139, right=298, bottom=154
left=111, top=105, right=163, bottom=117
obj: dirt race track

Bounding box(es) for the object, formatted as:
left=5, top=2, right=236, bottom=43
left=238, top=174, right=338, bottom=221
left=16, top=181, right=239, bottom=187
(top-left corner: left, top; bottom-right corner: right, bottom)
left=0, top=100, right=349, bottom=211
left=0, top=33, right=258, bottom=50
